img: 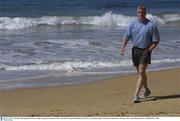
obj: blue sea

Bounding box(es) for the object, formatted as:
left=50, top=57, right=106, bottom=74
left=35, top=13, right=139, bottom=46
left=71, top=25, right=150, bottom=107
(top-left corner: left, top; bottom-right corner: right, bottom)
left=0, top=0, right=180, bottom=90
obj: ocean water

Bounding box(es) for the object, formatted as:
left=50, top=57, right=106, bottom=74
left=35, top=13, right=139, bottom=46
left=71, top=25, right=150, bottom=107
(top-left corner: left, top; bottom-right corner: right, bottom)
left=0, top=0, right=180, bottom=90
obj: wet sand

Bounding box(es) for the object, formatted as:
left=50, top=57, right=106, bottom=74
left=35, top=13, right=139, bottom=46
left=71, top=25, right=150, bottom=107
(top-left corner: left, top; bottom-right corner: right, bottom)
left=0, top=68, right=180, bottom=116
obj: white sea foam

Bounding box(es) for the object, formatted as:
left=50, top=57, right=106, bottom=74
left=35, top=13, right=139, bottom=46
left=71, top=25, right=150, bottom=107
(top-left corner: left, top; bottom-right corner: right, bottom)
left=1, top=58, right=180, bottom=71
left=0, top=12, right=180, bottom=29
left=1, top=60, right=131, bottom=71
left=152, top=58, right=180, bottom=63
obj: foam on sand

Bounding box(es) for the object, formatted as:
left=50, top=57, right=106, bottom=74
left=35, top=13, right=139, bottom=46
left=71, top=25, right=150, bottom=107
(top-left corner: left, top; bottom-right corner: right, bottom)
left=1, top=58, right=180, bottom=71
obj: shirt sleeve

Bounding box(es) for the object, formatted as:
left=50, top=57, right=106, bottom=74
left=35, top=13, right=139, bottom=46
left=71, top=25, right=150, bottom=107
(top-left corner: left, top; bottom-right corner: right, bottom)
left=123, top=22, right=133, bottom=41
left=153, top=24, right=160, bottom=44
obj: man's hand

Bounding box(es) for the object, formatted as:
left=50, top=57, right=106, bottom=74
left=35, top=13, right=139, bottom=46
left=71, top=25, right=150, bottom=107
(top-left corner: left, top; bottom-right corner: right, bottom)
left=120, top=47, right=125, bottom=55
left=148, top=42, right=158, bottom=51
left=120, top=37, right=127, bottom=56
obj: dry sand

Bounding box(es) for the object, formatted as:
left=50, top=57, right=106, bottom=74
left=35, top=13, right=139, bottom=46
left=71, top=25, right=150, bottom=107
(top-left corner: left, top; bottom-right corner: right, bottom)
left=0, top=68, right=180, bottom=116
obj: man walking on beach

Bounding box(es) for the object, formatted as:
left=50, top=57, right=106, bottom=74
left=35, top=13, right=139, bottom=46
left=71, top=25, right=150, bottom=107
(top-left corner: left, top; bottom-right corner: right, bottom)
left=120, top=5, right=160, bottom=103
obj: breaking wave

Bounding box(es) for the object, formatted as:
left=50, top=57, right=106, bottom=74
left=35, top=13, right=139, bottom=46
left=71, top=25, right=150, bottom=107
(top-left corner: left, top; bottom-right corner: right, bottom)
left=0, top=12, right=180, bottom=29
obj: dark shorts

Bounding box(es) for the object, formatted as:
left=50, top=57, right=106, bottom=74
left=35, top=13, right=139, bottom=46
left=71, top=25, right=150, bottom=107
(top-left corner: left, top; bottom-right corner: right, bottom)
left=132, top=47, right=152, bottom=66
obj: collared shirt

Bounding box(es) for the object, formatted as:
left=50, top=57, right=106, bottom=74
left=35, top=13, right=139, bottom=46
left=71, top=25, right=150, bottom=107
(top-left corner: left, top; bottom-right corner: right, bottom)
left=124, top=18, right=160, bottom=49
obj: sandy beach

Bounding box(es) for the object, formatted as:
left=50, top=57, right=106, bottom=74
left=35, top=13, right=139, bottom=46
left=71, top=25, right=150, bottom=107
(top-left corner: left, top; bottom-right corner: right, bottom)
left=0, top=68, right=180, bottom=117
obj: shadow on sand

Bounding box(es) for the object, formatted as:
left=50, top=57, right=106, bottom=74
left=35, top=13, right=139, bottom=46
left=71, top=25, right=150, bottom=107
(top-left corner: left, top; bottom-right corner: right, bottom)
left=141, top=94, right=180, bottom=102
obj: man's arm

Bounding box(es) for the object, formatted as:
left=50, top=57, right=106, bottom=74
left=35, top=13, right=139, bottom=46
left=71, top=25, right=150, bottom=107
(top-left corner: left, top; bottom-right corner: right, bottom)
left=120, top=21, right=133, bottom=55
left=120, top=37, right=128, bottom=55
left=149, top=24, right=160, bottom=51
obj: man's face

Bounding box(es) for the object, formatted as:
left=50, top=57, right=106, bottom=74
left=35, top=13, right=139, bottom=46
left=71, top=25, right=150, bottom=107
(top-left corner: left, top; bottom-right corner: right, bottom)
left=137, top=8, right=146, bottom=22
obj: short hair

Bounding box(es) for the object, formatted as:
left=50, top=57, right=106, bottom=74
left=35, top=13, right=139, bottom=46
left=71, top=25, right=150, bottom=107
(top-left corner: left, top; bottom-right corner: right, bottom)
left=137, top=5, right=146, bottom=14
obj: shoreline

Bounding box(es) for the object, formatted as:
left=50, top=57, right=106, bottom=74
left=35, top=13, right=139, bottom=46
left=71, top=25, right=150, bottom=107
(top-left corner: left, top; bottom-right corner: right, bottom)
left=0, top=68, right=180, bottom=116
left=1, top=66, right=180, bottom=91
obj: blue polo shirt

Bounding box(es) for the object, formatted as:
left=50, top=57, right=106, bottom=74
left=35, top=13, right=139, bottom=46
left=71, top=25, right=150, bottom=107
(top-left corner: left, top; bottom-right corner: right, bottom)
left=124, top=18, right=160, bottom=49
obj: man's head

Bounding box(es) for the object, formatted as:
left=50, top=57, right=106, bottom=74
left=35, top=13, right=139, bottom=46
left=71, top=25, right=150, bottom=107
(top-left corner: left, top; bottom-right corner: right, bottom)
left=136, top=5, right=146, bottom=22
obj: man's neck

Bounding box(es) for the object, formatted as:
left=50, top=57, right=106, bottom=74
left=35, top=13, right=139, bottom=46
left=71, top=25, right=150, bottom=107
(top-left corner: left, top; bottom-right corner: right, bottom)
left=138, top=18, right=146, bottom=23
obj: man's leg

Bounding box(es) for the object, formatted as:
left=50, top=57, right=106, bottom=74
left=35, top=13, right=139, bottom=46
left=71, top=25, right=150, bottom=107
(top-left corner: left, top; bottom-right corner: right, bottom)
left=143, top=73, right=148, bottom=89
left=137, top=67, right=147, bottom=89
left=134, top=64, right=148, bottom=96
